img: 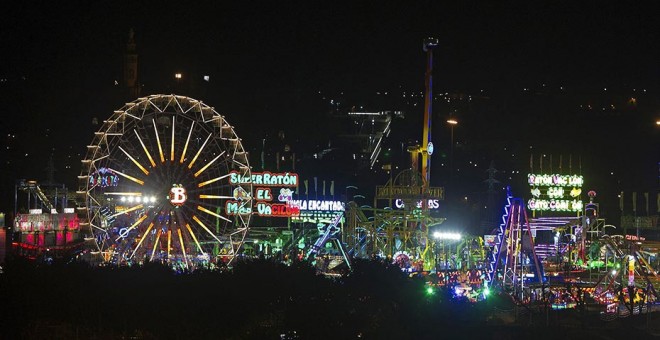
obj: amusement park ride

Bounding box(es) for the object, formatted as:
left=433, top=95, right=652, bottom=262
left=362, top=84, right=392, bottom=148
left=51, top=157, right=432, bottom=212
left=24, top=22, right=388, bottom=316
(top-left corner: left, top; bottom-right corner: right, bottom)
left=482, top=187, right=660, bottom=314
left=7, top=35, right=660, bottom=316
left=76, top=95, right=253, bottom=267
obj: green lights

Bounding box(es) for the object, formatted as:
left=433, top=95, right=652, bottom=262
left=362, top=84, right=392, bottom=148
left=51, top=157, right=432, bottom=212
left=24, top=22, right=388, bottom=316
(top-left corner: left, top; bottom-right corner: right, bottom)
left=426, top=286, right=435, bottom=295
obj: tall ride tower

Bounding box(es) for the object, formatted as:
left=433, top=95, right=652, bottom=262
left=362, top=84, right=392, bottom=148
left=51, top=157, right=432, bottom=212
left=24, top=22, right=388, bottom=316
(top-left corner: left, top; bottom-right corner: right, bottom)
left=124, top=29, right=140, bottom=99
left=421, top=38, right=438, bottom=189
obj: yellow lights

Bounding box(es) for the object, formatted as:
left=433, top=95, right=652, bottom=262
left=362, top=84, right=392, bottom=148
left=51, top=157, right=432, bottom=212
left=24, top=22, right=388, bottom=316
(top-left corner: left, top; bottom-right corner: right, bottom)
left=197, top=174, right=231, bottom=188
left=150, top=230, right=162, bottom=261
left=108, top=168, right=145, bottom=186
left=175, top=73, right=182, bottom=79
left=185, top=224, right=204, bottom=253
left=199, top=194, right=234, bottom=199
left=192, top=215, right=222, bottom=243
left=130, top=222, right=154, bottom=258
left=180, top=121, right=195, bottom=163
left=447, top=118, right=458, bottom=125
left=107, top=203, right=144, bottom=219
left=118, top=146, right=150, bottom=175
left=167, top=229, right=172, bottom=258
left=188, top=134, right=212, bottom=169
left=134, top=130, right=156, bottom=167
left=171, top=116, right=176, bottom=162
left=153, top=119, right=165, bottom=163
left=114, top=214, right=148, bottom=241
left=197, top=205, right=231, bottom=222
left=194, top=151, right=225, bottom=177
left=177, top=229, right=188, bottom=268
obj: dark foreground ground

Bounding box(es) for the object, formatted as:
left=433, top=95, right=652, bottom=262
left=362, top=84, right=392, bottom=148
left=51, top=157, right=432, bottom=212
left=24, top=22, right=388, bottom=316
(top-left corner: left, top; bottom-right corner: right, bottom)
left=1, top=257, right=658, bottom=339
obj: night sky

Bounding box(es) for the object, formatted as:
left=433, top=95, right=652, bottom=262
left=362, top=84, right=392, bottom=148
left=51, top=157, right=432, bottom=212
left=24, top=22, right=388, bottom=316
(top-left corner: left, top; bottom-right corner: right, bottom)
left=1, top=2, right=659, bottom=224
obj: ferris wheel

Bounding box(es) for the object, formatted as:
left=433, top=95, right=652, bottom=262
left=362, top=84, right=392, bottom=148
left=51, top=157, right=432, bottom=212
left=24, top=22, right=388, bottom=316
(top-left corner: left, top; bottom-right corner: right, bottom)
left=78, top=95, right=252, bottom=267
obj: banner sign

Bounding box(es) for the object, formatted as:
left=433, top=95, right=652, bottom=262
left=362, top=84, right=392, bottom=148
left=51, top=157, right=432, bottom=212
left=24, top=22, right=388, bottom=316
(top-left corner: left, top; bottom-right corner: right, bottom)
left=376, top=185, right=444, bottom=200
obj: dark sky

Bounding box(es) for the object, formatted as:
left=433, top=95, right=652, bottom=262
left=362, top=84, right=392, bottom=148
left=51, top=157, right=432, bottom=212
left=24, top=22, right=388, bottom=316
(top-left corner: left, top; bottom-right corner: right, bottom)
left=1, top=1, right=659, bottom=218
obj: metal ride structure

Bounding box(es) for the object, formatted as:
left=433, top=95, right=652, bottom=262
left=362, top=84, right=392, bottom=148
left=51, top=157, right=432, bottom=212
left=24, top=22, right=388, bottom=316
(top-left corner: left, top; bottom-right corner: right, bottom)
left=344, top=169, right=445, bottom=270
left=77, top=95, right=252, bottom=267
left=487, top=190, right=544, bottom=293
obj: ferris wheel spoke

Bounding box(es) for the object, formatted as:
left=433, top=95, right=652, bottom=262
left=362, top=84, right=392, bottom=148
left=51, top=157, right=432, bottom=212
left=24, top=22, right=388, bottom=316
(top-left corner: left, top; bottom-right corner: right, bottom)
left=134, top=130, right=157, bottom=167
left=184, top=223, right=204, bottom=254
left=152, top=119, right=165, bottom=163
left=197, top=173, right=231, bottom=188
left=114, top=214, right=149, bottom=242
left=197, top=205, right=232, bottom=223
left=177, top=229, right=189, bottom=268
left=194, top=151, right=226, bottom=178
left=167, top=229, right=172, bottom=259
left=198, top=194, right=234, bottom=199
left=192, top=215, right=223, bottom=243
left=108, top=168, right=145, bottom=186
left=104, top=192, right=142, bottom=196
left=118, top=146, right=150, bottom=175
left=150, top=229, right=162, bottom=261
left=129, top=222, right=155, bottom=259
left=170, top=116, right=176, bottom=162
left=180, top=121, right=195, bottom=163
left=232, top=158, right=249, bottom=169
left=107, top=204, right=144, bottom=219
left=187, top=134, right=212, bottom=169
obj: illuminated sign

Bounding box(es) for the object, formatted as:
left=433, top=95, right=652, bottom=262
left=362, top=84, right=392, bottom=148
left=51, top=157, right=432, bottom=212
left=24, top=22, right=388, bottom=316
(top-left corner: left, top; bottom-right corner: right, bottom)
left=225, top=201, right=252, bottom=215
left=625, top=235, right=645, bottom=241
left=229, top=171, right=298, bottom=187
left=394, top=199, right=440, bottom=209
left=90, top=167, right=119, bottom=188
left=376, top=186, right=445, bottom=200
left=287, top=200, right=345, bottom=212
left=29, top=209, right=43, bottom=215
left=226, top=171, right=300, bottom=218
left=169, top=185, right=187, bottom=206
left=528, top=173, right=583, bottom=212
left=528, top=199, right=583, bottom=212
left=527, top=174, right=583, bottom=187
left=255, top=202, right=300, bottom=217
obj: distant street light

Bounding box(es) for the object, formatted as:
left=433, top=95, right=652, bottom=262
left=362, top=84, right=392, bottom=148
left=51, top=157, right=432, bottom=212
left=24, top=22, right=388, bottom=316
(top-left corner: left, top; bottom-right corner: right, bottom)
left=175, top=73, right=182, bottom=79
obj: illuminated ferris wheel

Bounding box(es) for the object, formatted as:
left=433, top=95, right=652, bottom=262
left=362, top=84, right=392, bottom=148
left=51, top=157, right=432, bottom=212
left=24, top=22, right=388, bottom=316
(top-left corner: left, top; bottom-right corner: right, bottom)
left=78, top=94, right=252, bottom=267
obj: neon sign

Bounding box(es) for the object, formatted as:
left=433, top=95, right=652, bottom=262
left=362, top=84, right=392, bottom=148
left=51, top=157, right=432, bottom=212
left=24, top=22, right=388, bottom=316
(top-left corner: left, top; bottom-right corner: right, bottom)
left=169, top=185, right=187, bottom=206
left=528, top=173, right=583, bottom=212
left=229, top=171, right=298, bottom=187
left=394, top=199, right=440, bottom=209
left=527, top=174, right=583, bottom=187
left=527, top=198, right=583, bottom=212
left=255, top=202, right=300, bottom=217
left=90, top=167, right=119, bottom=188
left=287, top=200, right=345, bottom=211
left=226, top=171, right=301, bottom=217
